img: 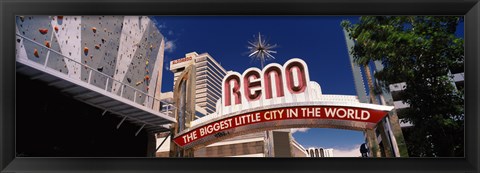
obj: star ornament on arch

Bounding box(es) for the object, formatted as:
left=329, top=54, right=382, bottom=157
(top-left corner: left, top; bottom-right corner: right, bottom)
left=247, top=32, right=278, bottom=68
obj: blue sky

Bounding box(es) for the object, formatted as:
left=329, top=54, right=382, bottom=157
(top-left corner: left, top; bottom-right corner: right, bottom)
left=151, top=16, right=464, bottom=157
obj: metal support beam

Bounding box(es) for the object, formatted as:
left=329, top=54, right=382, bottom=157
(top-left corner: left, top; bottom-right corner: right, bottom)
left=105, top=78, right=110, bottom=90
left=139, top=116, right=164, bottom=121
left=108, top=103, right=129, bottom=110
left=101, top=101, right=123, bottom=108
left=116, top=106, right=135, bottom=113
left=30, top=73, right=48, bottom=80
left=122, top=109, right=143, bottom=115
left=102, top=110, right=108, bottom=117
left=60, top=85, right=80, bottom=93
left=147, top=119, right=168, bottom=124
left=47, top=79, right=65, bottom=86
left=44, top=49, right=50, bottom=68
left=117, top=116, right=127, bottom=129
left=16, top=66, right=28, bottom=72
left=134, top=90, right=137, bottom=103
left=156, top=132, right=171, bottom=152
left=130, top=112, right=149, bottom=117
left=87, top=70, right=93, bottom=84
left=84, top=94, right=105, bottom=102
left=135, top=124, right=146, bottom=136
left=72, top=90, right=93, bottom=98
left=120, top=85, right=125, bottom=97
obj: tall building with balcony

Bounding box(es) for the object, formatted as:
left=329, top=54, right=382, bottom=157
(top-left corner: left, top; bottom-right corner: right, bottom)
left=170, top=52, right=227, bottom=115
left=343, top=29, right=407, bottom=157
left=343, top=28, right=464, bottom=157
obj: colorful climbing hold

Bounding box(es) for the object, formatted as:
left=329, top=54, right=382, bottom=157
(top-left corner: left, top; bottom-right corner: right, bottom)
left=19, top=16, right=25, bottom=22
left=92, top=27, right=97, bottom=33
left=145, top=60, right=149, bottom=66
left=136, top=81, right=143, bottom=86
left=33, top=49, right=39, bottom=57
left=44, top=41, right=50, bottom=48
left=84, top=47, right=89, bottom=55
left=54, top=26, right=59, bottom=32
left=97, top=66, right=104, bottom=72
left=127, top=78, right=132, bottom=83
left=145, top=75, right=150, bottom=81
left=16, top=39, right=21, bottom=43
left=57, top=16, right=63, bottom=20
left=95, top=45, right=100, bottom=49
left=39, top=28, right=48, bottom=35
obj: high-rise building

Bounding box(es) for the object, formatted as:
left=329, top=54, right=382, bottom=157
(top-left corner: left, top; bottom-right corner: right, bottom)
left=170, top=52, right=227, bottom=115
left=387, top=68, right=464, bottom=142
left=343, top=29, right=406, bottom=157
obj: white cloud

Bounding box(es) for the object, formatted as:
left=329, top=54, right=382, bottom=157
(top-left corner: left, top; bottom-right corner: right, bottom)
left=291, top=128, right=310, bottom=133
left=331, top=145, right=362, bottom=157
left=164, top=40, right=175, bottom=53
left=151, top=18, right=166, bottom=29
left=163, top=56, right=171, bottom=70
left=157, top=22, right=167, bottom=29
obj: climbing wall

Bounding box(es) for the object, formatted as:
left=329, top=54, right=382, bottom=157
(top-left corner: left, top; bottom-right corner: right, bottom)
left=16, top=16, right=69, bottom=75
left=119, top=18, right=164, bottom=105
left=150, top=37, right=166, bottom=110
left=51, top=16, right=82, bottom=79
left=80, top=16, right=124, bottom=91
left=16, top=16, right=165, bottom=105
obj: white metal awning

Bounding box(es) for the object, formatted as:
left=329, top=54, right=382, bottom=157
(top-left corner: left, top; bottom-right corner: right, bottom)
left=16, top=34, right=176, bottom=134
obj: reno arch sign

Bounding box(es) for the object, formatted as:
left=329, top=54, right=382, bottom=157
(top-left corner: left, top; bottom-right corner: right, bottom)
left=173, top=58, right=394, bottom=149
left=223, top=59, right=308, bottom=107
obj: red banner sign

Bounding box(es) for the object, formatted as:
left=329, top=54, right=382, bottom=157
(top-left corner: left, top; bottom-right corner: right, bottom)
left=173, top=106, right=389, bottom=148
left=172, top=56, right=192, bottom=64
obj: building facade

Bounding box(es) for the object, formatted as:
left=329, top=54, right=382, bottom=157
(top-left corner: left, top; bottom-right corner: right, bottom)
left=343, top=27, right=464, bottom=157
left=170, top=52, right=227, bottom=115
left=306, top=147, right=334, bottom=157
left=343, top=29, right=407, bottom=157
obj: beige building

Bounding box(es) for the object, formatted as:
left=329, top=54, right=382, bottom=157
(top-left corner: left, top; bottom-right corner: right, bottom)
left=306, top=147, right=334, bottom=157
left=169, top=52, right=227, bottom=115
